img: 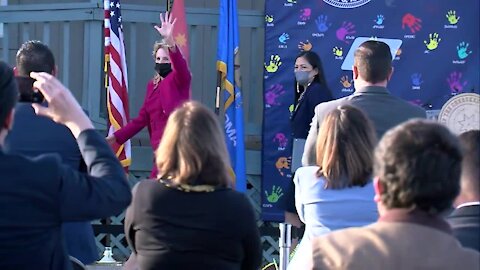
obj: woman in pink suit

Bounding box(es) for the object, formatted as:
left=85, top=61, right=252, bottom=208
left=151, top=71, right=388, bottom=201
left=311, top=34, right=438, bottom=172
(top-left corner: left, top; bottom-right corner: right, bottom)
left=107, top=11, right=191, bottom=178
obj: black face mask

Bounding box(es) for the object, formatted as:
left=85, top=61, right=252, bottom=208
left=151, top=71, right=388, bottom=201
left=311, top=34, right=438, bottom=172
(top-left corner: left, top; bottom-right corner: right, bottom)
left=154, top=63, right=172, bottom=77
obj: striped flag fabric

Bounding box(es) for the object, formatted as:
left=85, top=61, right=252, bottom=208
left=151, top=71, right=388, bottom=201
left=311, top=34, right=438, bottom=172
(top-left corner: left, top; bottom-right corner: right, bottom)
left=104, top=0, right=131, bottom=168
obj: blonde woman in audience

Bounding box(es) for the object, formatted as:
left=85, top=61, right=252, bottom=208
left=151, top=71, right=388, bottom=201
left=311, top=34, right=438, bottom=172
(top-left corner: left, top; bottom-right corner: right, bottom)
left=124, top=101, right=261, bottom=270
left=288, top=105, right=378, bottom=269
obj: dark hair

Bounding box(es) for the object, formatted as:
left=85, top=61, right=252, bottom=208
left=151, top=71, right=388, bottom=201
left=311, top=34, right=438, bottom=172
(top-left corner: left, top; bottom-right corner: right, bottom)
left=458, top=130, right=480, bottom=197
left=294, top=51, right=331, bottom=102
left=16, top=40, right=55, bottom=76
left=354, top=41, right=392, bottom=83
left=316, top=105, right=377, bottom=189
left=0, top=61, right=18, bottom=130
left=374, top=119, right=462, bottom=214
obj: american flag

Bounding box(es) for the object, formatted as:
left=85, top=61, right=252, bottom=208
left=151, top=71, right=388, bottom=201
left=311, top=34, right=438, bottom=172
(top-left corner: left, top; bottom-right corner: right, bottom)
left=104, top=0, right=131, bottom=168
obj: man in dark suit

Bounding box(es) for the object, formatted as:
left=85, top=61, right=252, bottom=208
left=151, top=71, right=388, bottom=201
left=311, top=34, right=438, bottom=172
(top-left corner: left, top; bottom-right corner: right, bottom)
left=302, top=41, right=426, bottom=166
left=447, top=129, right=480, bottom=251
left=0, top=61, right=131, bottom=269
left=4, top=41, right=99, bottom=265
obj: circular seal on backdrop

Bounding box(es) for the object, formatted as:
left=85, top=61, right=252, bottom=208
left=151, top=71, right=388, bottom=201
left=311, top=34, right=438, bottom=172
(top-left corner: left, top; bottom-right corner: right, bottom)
left=323, top=0, right=371, bottom=9
left=438, top=93, right=480, bottom=135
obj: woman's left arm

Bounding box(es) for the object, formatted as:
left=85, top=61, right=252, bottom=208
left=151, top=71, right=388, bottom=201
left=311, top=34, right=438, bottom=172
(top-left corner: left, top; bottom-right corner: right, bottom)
left=158, top=46, right=191, bottom=114
left=154, top=12, right=191, bottom=113
left=169, top=46, right=192, bottom=90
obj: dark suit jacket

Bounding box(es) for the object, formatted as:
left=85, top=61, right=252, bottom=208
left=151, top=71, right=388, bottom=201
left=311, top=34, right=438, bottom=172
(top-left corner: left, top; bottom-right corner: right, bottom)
left=0, top=129, right=132, bottom=270
left=302, top=86, right=426, bottom=165
left=447, top=205, right=480, bottom=251
left=5, top=103, right=98, bottom=264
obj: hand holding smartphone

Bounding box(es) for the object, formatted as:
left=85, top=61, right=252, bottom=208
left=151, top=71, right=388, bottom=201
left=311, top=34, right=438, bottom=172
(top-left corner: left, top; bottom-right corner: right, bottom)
left=15, top=76, right=44, bottom=103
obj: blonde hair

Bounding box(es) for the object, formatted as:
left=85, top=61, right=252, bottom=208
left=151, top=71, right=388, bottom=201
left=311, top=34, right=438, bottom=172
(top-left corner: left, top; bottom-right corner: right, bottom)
left=152, top=40, right=170, bottom=85
left=316, top=105, right=377, bottom=189
left=155, top=101, right=233, bottom=187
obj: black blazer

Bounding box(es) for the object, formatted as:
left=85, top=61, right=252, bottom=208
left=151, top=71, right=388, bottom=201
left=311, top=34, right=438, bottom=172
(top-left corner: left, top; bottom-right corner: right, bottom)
left=447, top=205, right=480, bottom=252
left=5, top=103, right=98, bottom=264
left=291, top=81, right=332, bottom=139
left=125, top=180, right=262, bottom=270
left=0, top=130, right=132, bottom=270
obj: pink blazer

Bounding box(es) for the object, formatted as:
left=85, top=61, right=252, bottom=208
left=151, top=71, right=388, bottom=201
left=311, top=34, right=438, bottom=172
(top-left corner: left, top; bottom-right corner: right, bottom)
left=114, top=46, right=191, bottom=177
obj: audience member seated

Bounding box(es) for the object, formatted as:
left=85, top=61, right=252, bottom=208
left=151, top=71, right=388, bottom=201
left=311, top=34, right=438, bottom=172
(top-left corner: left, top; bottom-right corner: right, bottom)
left=4, top=40, right=99, bottom=265
left=447, top=129, right=480, bottom=251
left=288, top=105, right=378, bottom=270
left=302, top=40, right=426, bottom=166
left=310, top=119, right=480, bottom=270
left=0, top=61, right=131, bottom=269
left=124, top=101, right=262, bottom=270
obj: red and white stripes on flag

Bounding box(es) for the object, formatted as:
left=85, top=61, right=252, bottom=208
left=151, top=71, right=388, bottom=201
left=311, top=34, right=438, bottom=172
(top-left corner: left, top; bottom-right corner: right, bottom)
left=104, top=0, right=131, bottom=168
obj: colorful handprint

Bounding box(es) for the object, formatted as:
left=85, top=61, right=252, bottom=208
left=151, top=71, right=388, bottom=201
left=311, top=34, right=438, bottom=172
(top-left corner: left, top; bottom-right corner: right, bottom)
left=273, top=133, right=288, bottom=149
left=265, top=84, right=285, bottom=106
left=396, top=48, right=402, bottom=56
left=424, top=33, right=441, bottom=51
left=289, top=104, right=295, bottom=113
left=340, top=76, right=352, bottom=88
left=275, top=157, right=290, bottom=176
left=402, top=13, right=422, bottom=34
left=411, top=73, right=423, bottom=87
left=278, top=33, right=290, bottom=44
left=265, top=186, right=284, bottom=203
left=336, top=21, right=356, bottom=43
left=446, top=10, right=460, bottom=25
left=315, top=15, right=331, bottom=33
left=299, top=8, right=311, bottom=21
left=374, top=14, right=385, bottom=25
left=264, top=55, right=282, bottom=73
left=265, top=15, right=274, bottom=23
left=447, top=72, right=468, bottom=93
left=409, top=99, right=423, bottom=106
left=298, top=40, right=312, bottom=51
left=333, top=47, right=343, bottom=57
left=457, top=42, right=472, bottom=60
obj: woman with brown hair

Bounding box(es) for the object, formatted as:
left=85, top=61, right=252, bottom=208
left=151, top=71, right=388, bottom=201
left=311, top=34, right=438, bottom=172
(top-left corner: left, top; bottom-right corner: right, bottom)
left=287, top=105, right=378, bottom=269
left=124, top=101, right=261, bottom=270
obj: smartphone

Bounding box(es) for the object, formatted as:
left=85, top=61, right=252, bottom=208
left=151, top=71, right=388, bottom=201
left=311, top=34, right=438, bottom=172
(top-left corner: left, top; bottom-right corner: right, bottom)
left=15, top=76, right=44, bottom=103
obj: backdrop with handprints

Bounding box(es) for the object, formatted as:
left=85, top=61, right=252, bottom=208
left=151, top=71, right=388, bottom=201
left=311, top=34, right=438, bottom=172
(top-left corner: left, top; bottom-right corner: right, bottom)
left=261, top=0, right=479, bottom=221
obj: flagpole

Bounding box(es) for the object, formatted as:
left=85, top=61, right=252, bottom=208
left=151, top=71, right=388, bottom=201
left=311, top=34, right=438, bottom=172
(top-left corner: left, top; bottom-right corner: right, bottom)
left=101, top=0, right=115, bottom=263
left=215, top=71, right=221, bottom=115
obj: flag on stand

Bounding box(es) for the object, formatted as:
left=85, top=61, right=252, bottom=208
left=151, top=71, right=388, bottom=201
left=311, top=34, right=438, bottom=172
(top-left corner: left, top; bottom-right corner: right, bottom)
left=104, top=0, right=131, bottom=169
left=170, top=0, right=189, bottom=64
left=216, top=0, right=246, bottom=192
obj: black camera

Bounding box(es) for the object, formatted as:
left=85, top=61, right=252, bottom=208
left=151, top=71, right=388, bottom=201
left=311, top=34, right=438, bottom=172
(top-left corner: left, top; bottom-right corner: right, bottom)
left=15, top=76, right=44, bottom=103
